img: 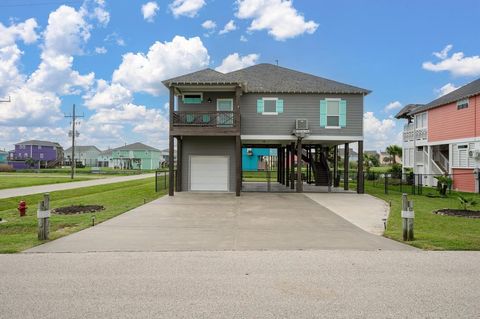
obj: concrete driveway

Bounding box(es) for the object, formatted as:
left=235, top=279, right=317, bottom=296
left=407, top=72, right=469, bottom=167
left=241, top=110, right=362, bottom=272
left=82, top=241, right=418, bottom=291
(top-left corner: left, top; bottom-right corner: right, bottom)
left=26, top=192, right=411, bottom=253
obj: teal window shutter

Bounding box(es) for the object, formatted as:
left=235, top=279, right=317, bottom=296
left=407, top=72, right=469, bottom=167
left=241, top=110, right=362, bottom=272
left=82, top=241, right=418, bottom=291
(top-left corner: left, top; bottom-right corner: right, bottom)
left=339, top=100, right=347, bottom=127
left=202, top=114, right=210, bottom=123
left=257, top=99, right=264, bottom=113
left=186, top=114, right=194, bottom=123
left=320, top=100, right=327, bottom=127
left=276, top=99, right=284, bottom=113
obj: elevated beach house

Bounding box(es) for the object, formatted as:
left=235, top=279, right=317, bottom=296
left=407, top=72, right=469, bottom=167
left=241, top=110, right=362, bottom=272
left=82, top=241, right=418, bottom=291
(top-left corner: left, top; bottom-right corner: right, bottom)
left=111, top=142, right=161, bottom=170
left=64, top=145, right=102, bottom=167
left=8, top=140, right=64, bottom=169
left=396, top=78, right=480, bottom=193
left=163, top=63, right=370, bottom=195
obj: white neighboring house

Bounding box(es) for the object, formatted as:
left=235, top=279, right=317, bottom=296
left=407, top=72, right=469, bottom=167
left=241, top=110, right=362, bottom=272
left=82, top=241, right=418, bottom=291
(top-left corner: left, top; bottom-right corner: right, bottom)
left=97, top=149, right=113, bottom=168
left=64, top=145, right=101, bottom=167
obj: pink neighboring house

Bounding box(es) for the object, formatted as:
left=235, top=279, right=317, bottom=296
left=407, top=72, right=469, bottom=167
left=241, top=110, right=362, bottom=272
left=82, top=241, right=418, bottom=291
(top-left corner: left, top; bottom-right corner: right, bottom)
left=395, top=78, right=480, bottom=193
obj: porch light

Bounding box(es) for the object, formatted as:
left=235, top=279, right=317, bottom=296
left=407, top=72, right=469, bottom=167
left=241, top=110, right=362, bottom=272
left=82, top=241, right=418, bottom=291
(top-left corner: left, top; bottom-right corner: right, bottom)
left=207, top=97, right=212, bottom=103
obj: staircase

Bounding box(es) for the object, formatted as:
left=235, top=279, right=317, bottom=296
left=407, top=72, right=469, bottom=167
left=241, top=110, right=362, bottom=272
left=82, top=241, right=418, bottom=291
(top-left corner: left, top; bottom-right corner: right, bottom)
left=302, top=148, right=331, bottom=186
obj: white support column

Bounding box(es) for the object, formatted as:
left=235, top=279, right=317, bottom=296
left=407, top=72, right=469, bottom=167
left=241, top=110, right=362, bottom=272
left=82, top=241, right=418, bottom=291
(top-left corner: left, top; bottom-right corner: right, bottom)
left=427, top=145, right=432, bottom=186
left=448, top=143, right=453, bottom=174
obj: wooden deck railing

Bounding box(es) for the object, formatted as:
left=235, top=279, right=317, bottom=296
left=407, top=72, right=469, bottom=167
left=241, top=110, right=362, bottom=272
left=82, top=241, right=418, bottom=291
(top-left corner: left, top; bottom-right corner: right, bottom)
left=172, top=111, right=237, bottom=128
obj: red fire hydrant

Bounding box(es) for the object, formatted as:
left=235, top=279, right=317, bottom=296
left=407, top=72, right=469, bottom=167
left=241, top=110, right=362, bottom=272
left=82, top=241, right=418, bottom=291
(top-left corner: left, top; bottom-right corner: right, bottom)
left=18, top=200, right=27, bottom=217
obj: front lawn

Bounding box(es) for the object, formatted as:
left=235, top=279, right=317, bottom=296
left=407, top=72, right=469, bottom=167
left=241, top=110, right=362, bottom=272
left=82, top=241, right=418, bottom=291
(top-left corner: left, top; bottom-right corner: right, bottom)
left=242, top=170, right=278, bottom=182
left=0, top=174, right=97, bottom=190
left=365, top=184, right=480, bottom=250
left=0, top=177, right=166, bottom=253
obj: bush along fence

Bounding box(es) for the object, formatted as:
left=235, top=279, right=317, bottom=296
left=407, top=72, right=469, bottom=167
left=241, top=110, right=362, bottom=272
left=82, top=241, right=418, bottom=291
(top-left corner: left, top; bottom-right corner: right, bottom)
left=338, top=170, right=480, bottom=195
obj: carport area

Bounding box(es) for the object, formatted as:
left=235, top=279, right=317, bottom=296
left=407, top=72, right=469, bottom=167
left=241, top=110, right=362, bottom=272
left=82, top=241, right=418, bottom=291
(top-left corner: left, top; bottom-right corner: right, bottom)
left=26, top=193, right=411, bottom=253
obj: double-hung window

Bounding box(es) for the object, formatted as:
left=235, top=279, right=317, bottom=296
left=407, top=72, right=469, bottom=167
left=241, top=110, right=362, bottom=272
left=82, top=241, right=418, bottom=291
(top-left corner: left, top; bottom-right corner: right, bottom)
left=256, top=98, right=284, bottom=115
left=320, top=99, right=347, bottom=128
left=457, top=98, right=469, bottom=110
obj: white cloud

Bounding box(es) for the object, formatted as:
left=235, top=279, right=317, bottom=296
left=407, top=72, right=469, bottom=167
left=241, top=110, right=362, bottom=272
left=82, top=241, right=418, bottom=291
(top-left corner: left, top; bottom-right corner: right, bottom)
left=84, top=80, right=133, bottom=109
left=384, top=101, right=402, bottom=113
left=240, top=35, right=248, bottom=42
left=82, top=0, right=110, bottom=27
left=435, top=83, right=459, bottom=97
left=219, top=20, right=237, bottom=35
left=433, top=44, right=452, bottom=59
left=104, top=32, right=125, bottom=46
left=423, top=45, right=480, bottom=77
left=27, top=5, right=95, bottom=95
left=0, top=45, right=24, bottom=97
left=170, top=0, right=205, bottom=18
left=215, top=53, right=259, bottom=73
left=0, top=18, right=39, bottom=47
left=0, top=87, right=62, bottom=126
left=202, top=20, right=216, bottom=30
left=142, top=2, right=160, bottom=22
left=95, top=46, right=107, bottom=54
left=112, top=36, right=210, bottom=95
left=236, top=0, right=318, bottom=41
left=363, top=112, right=401, bottom=150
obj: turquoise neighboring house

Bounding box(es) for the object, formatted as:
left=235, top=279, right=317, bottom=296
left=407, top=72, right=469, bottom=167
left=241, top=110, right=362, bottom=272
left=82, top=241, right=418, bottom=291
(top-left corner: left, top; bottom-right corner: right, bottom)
left=242, top=148, right=278, bottom=171
left=111, top=142, right=161, bottom=170
left=0, top=150, right=7, bottom=164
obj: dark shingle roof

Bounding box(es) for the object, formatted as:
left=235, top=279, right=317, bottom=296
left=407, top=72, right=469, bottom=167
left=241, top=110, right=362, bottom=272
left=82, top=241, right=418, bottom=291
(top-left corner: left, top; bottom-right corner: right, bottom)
left=162, top=68, right=239, bottom=86
left=113, top=142, right=160, bottom=152
left=163, top=63, right=371, bottom=94
left=410, top=78, right=480, bottom=115
left=64, top=145, right=101, bottom=153
left=16, top=140, right=61, bottom=147
left=227, top=64, right=370, bottom=94
left=394, top=104, right=424, bottom=119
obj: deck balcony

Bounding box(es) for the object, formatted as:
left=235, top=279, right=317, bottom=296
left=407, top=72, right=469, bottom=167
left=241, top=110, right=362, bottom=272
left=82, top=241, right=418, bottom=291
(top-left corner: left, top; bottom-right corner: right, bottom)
left=171, top=111, right=240, bottom=136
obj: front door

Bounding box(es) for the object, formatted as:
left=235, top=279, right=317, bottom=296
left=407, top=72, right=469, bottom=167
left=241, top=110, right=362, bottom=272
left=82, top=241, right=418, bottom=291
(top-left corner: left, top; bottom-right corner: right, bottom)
left=216, top=99, right=234, bottom=127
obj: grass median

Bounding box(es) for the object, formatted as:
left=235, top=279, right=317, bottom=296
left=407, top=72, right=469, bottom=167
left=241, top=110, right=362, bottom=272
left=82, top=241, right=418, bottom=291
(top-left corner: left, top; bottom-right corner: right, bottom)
left=0, top=177, right=167, bottom=253
left=0, top=174, right=97, bottom=190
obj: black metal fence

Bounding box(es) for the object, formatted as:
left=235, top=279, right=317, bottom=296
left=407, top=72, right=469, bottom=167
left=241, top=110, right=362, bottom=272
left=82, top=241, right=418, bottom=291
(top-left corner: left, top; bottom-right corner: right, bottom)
left=155, top=170, right=174, bottom=192
left=339, top=170, right=480, bottom=195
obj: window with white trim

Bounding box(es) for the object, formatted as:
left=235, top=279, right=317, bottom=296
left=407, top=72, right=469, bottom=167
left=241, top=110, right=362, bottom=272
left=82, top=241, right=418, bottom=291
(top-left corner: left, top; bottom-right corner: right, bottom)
left=457, top=98, right=469, bottom=110
left=182, top=92, right=203, bottom=104
left=39, top=153, right=44, bottom=159
left=326, top=99, right=340, bottom=127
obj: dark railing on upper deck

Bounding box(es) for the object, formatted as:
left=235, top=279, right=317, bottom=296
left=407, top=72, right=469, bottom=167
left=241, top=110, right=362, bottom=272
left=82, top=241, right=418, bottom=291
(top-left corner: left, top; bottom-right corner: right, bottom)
left=172, top=111, right=237, bottom=128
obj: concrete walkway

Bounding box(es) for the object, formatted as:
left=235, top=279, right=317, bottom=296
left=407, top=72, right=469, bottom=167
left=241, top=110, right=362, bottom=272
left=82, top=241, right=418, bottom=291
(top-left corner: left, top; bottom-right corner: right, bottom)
left=26, top=192, right=411, bottom=253
left=2, top=251, right=479, bottom=318
left=305, top=193, right=389, bottom=235
left=0, top=173, right=155, bottom=199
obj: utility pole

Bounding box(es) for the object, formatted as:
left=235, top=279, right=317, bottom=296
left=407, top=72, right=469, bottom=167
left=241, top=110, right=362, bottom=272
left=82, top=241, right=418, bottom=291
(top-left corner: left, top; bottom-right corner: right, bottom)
left=65, top=104, right=84, bottom=179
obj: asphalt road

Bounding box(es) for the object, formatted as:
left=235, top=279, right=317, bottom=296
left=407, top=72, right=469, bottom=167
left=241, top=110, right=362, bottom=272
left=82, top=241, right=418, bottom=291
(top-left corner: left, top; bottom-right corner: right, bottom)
left=2, top=250, right=479, bottom=318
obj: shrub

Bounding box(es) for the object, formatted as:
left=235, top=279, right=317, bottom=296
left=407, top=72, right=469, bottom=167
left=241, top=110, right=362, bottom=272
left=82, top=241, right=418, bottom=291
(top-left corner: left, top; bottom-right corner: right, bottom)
left=434, top=175, right=452, bottom=197
left=388, top=163, right=402, bottom=178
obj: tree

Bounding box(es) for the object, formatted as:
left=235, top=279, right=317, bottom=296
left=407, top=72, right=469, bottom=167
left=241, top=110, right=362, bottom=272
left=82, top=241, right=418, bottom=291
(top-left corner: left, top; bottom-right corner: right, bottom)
left=386, top=145, right=402, bottom=164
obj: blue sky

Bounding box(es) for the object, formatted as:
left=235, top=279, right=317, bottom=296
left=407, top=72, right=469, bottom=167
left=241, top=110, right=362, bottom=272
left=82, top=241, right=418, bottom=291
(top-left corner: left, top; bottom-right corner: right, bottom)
left=1, top=0, right=480, bottom=151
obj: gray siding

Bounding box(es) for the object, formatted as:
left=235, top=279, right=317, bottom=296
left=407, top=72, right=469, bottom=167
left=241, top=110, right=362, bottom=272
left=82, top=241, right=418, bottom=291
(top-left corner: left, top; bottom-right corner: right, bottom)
left=181, top=136, right=236, bottom=192
left=239, top=93, right=364, bottom=137
left=178, top=92, right=235, bottom=112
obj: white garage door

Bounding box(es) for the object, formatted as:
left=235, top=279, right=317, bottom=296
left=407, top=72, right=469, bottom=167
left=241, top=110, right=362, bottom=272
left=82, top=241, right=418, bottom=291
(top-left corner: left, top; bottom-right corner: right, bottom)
left=190, top=156, right=229, bottom=191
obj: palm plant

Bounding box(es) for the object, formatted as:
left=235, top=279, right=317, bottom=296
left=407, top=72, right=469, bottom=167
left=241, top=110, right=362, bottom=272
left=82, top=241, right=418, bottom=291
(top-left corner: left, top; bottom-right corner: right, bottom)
left=457, top=195, right=478, bottom=211
left=386, top=145, right=402, bottom=164
left=434, top=175, right=452, bottom=196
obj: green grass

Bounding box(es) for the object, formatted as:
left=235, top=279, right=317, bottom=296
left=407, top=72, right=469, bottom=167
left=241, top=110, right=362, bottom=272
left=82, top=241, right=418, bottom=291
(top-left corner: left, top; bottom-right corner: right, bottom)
left=0, top=175, right=94, bottom=190
left=242, top=170, right=278, bottom=182
left=0, top=177, right=167, bottom=253
left=362, top=183, right=480, bottom=250
left=369, top=166, right=392, bottom=173
left=5, top=167, right=157, bottom=176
